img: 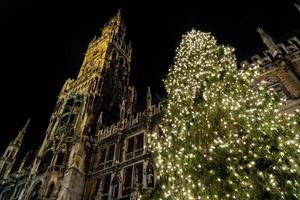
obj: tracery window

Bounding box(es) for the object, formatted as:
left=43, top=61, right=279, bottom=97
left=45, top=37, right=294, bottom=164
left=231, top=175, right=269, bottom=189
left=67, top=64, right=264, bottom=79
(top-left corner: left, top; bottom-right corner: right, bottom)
left=98, top=144, right=115, bottom=169
left=101, top=174, right=111, bottom=200
left=125, top=132, right=144, bottom=160
left=122, top=162, right=144, bottom=197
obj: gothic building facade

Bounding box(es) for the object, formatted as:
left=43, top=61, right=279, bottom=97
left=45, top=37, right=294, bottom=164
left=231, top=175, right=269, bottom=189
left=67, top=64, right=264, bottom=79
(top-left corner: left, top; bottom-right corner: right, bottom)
left=0, top=8, right=300, bottom=200
left=0, top=11, right=159, bottom=200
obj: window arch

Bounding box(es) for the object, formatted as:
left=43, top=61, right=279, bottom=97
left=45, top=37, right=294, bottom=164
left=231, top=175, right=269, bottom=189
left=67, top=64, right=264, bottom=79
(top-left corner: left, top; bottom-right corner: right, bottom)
left=111, top=175, right=119, bottom=199
left=46, top=182, right=54, bottom=198
left=56, top=152, right=65, bottom=166
left=37, top=151, right=53, bottom=174
left=111, top=50, right=117, bottom=61
left=119, top=57, right=125, bottom=68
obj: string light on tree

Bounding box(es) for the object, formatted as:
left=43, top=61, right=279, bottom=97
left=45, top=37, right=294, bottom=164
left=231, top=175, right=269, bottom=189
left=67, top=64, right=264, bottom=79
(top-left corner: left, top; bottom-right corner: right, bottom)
left=145, top=30, right=300, bottom=199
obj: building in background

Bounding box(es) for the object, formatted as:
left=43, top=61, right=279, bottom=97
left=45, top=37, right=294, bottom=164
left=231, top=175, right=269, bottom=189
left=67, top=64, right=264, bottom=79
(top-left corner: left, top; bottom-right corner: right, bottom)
left=0, top=7, right=300, bottom=200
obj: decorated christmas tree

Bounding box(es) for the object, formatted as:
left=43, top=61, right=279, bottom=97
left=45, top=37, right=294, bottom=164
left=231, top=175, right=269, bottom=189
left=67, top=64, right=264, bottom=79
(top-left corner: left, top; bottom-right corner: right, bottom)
left=148, top=30, right=300, bottom=199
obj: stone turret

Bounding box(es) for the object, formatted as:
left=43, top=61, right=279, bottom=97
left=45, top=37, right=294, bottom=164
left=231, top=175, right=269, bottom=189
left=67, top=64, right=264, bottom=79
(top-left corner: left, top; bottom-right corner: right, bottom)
left=257, top=27, right=282, bottom=58
left=0, top=119, right=30, bottom=179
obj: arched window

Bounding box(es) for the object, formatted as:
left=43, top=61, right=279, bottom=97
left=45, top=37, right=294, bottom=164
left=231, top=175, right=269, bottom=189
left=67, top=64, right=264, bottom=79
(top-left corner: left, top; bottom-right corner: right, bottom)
left=119, top=57, right=125, bottom=68
left=29, top=182, right=42, bottom=200
left=37, top=151, right=53, bottom=174
left=111, top=50, right=117, bottom=61
left=64, top=99, right=74, bottom=113
left=56, top=152, right=65, bottom=166
left=111, top=175, right=119, bottom=199
left=46, top=182, right=54, bottom=198
left=101, top=174, right=111, bottom=199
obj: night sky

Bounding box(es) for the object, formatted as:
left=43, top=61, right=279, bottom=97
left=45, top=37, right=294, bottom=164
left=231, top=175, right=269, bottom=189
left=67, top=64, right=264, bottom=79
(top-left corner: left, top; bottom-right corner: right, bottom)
left=0, top=0, right=299, bottom=155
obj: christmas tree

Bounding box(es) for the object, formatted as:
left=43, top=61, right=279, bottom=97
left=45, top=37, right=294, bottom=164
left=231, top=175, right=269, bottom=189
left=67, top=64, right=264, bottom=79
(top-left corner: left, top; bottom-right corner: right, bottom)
left=148, top=30, right=300, bottom=199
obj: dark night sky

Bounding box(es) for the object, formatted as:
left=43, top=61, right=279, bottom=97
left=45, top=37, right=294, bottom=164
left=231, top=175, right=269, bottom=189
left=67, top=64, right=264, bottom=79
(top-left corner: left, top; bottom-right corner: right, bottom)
left=0, top=0, right=299, bottom=155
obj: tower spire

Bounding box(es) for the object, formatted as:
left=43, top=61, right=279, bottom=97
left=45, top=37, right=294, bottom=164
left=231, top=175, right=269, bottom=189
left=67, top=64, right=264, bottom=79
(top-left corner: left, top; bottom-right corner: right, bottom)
left=17, top=151, right=29, bottom=174
left=116, top=8, right=122, bottom=24
left=146, top=87, right=152, bottom=117
left=0, top=119, right=30, bottom=179
left=77, top=9, right=126, bottom=79
left=257, top=27, right=281, bottom=58
left=13, top=118, right=31, bottom=146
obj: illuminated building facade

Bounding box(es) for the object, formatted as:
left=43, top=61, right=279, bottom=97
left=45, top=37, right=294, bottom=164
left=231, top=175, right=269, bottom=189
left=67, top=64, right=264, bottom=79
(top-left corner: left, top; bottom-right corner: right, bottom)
left=0, top=7, right=300, bottom=200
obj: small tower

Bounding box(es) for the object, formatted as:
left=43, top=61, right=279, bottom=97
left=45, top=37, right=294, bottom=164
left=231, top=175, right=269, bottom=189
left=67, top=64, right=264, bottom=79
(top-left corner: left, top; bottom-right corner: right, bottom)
left=0, top=119, right=30, bottom=179
left=17, top=151, right=29, bottom=175
left=146, top=87, right=152, bottom=117
left=257, top=27, right=282, bottom=58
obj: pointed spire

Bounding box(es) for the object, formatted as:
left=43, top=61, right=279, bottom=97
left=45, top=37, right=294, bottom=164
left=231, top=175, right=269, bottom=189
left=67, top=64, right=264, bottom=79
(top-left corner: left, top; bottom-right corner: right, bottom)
left=13, top=118, right=30, bottom=146
left=116, top=8, right=122, bottom=22
left=108, top=8, right=122, bottom=29
left=97, top=112, right=103, bottom=128
left=18, top=151, right=29, bottom=174
left=257, top=27, right=281, bottom=58
left=146, top=87, right=152, bottom=107
left=22, top=118, right=31, bottom=133
left=146, top=87, right=152, bottom=117
left=120, top=99, right=126, bottom=120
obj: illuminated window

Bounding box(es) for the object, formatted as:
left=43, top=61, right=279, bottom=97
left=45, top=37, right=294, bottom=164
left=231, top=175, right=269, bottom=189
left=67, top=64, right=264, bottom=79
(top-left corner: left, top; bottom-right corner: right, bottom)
left=125, top=133, right=144, bottom=160
left=46, top=183, right=54, bottom=198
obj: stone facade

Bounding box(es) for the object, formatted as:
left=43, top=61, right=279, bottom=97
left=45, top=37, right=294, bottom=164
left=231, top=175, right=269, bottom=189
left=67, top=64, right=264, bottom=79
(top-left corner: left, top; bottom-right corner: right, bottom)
left=0, top=9, right=300, bottom=200
left=240, top=28, right=300, bottom=113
